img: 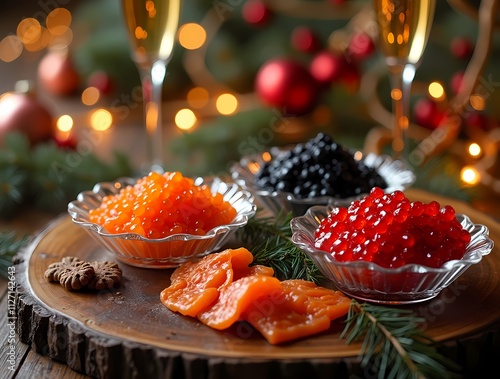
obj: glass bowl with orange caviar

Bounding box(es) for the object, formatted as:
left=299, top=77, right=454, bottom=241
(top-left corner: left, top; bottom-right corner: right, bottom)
left=68, top=172, right=256, bottom=268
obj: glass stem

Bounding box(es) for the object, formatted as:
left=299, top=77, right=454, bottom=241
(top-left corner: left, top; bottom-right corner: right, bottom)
left=140, top=60, right=167, bottom=173
left=388, top=64, right=415, bottom=164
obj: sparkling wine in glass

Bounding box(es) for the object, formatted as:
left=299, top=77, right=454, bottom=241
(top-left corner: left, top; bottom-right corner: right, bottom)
left=122, top=0, right=182, bottom=173
left=373, top=0, right=436, bottom=163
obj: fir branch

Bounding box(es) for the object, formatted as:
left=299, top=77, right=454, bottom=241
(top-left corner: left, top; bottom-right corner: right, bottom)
left=238, top=210, right=324, bottom=283
left=0, top=231, right=29, bottom=278
left=342, top=301, right=462, bottom=379
left=0, top=132, right=133, bottom=217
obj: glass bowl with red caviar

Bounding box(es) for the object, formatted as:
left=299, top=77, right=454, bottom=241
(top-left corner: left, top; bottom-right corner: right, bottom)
left=290, top=189, right=494, bottom=304
left=230, top=134, right=415, bottom=216
left=68, top=173, right=256, bottom=268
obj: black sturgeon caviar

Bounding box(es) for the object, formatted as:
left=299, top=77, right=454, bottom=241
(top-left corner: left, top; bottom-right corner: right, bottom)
left=255, top=133, right=387, bottom=199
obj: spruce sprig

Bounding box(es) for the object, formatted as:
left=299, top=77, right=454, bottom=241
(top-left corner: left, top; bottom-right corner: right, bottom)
left=238, top=210, right=324, bottom=283
left=0, top=231, right=29, bottom=278
left=0, top=132, right=132, bottom=218
left=342, top=301, right=461, bottom=379
left=239, top=214, right=461, bottom=379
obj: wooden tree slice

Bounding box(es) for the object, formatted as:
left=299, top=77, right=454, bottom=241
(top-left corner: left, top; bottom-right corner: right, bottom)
left=14, top=189, right=500, bottom=379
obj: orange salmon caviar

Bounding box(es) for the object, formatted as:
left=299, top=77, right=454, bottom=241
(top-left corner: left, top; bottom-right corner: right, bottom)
left=89, top=172, right=237, bottom=239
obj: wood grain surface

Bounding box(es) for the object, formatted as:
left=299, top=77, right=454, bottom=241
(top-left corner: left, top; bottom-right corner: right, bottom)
left=7, top=188, right=500, bottom=378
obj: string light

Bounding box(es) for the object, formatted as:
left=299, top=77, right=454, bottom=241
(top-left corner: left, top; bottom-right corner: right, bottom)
left=82, top=87, right=100, bottom=106
left=24, top=27, right=50, bottom=52
left=90, top=109, right=113, bottom=131
left=46, top=8, right=72, bottom=36
left=469, top=94, right=486, bottom=111
left=0, top=35, right=23, bottom=62
left=460, top=166, right=480, bottom=186
left=175, top=108, right=197, bottom=130
left=178, top=23, right=206, bottom=50
left=468, top=142, right=482, bottom=157
left=17, top=18, right=42, bottom=44
left=216, top=93, right=238, bottom=115
left=428, top=81, right=445, bottom=100
left=57, top=114, right=73, bottom=132
left=56, top=114, right=73, bottom=141
left=391, top=89, right=402, bottom=100
left=187, top=87, right=209, bottom=109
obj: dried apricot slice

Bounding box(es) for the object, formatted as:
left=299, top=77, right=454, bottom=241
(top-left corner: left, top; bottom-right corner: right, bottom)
left=160, top=247, right=255, bottom=317
left=242, top=279, right=351, bottom=345
left=197, top=275, right=282, bottom=330
left=233, top=264, right=274, bottom=280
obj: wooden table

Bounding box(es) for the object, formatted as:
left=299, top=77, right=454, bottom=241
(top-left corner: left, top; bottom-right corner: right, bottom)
left=1, top=189, right=500, bottom=379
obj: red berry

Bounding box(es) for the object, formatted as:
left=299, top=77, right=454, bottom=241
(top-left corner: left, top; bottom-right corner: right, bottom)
left=348, top=32, right=375, bottom=60
left=88, top=71, right=114, bottom=95
left=291, top=26, right=320, bottom=53
left=450, top=37, right=474, bottom=60
left=309, top=51, right=347, bottom=87
left=242, top=0, right=272, bottom=26
left=413, top=97, right=445, bottom=129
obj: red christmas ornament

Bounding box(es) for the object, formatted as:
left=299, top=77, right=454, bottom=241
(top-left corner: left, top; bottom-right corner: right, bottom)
left=413, top=97, right=445, bottom=129
left=0, top=81, right=54, bottom=146
left=309, top=51, right=347, bottom=87
left=38, top=50, right=80, bottom=96
left=450, top=37, right=474, bottom=60
left=291, top=27, right=320, bottom=53
left=347, top=32, right=375, bottom=60
left=87, top=71, right=114, bottom=95
left=340, top=62, right=361, bottom=92
left=255, top=58, right=319, bottom=115
left=465, top=112, right=489, bottom=131
left=53, top=134, right=78, bottom=150
left=242, top=0, right=272, bottom=26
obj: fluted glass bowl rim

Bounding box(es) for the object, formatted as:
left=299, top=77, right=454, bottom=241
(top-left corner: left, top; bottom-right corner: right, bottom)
left=230, top=148, right=416, bottom=213
left=290, top=204, right=494, bottom=303
left=67, top=176, right=256, bottom=267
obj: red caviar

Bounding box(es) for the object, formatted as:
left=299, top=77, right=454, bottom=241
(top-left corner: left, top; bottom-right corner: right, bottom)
left=89, top=172, right=237, bottom=239
left=314, top=188, right=471, bottom=268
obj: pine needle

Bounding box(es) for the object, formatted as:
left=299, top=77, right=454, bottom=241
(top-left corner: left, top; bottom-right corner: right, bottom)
left=0, top=231, right=29, bottom=278
left=239, top=212, right=462, bottom=379
left=237, top=210, right=324, bottom=283
left=341, top=301, right=462, bottom=379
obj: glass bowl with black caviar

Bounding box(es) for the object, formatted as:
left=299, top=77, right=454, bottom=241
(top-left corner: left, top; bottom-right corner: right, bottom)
left=290, top=202, right=494, bottom=304
left=230, top=133, right=415, bottom=216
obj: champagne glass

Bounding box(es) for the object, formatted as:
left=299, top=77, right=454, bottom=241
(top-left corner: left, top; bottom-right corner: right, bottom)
left=122, top=0, right=182, bottom=173
left=373, top=0, right=436, bottom=163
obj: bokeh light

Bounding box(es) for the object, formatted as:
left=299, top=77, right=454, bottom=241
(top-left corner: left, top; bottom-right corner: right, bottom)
left=90, top=109, right=113, bottom=131
left=46, top=8, right=72, bottom=36
left=469, top=94, right=486, bottom=111
left=57, top=114, right=73, bottom=132
left=82, top=87, right=101, bottom=106
left=391, top=89, right=402, bottom=101
left=17, top=18, right=41, bottom=44
left=428, top=81, right=445, bottom=100
left=24, top=27, right=51, bottom=52
left=187, top=87, right=209, bottom=109
left=216, top=93, right=238, bottom=115
left=0, top=36, right=23, bottom=62
left=178, top=23, right=206, bottom=50
left=48, top=28, right=73, bottom=49
left=460, top=166, right=480, bottom=186
left=468, top=142, right=482, bottom=157
left=175, top=108, right=197, bottom=130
